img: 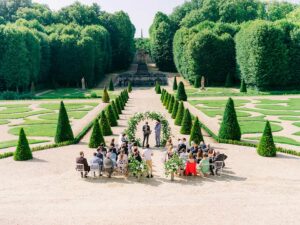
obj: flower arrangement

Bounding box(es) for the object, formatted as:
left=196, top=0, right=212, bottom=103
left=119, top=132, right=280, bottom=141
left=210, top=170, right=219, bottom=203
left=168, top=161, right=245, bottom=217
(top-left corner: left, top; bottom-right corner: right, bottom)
left=128, top=156, right=148, bottom=178
left=125, top=111, right=171, bottom=146
left=164, top=153, right=184, bottom=178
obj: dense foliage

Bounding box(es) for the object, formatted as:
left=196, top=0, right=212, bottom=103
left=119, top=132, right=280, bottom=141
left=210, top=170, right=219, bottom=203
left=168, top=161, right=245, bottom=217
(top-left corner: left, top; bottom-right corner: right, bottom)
left=190, top=117, right=204, bottom=145
left=89, top=119, right=105, bottom=148
left=176, top=82, right=187, bottom=101
left=180, top=108, right=193, bottom=134
left=149, top=0, right=300, bottom=90
left=0, top=1, right=135, bottom=92
left=236, top=20, right=300, bottom=90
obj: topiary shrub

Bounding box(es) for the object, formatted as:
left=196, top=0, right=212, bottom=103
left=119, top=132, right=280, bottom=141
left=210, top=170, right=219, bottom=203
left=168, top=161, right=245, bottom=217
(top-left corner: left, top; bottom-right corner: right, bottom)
left=119, top=95, right=125, bottom=110
left=161, top=89, right=165, bottom=101
left=168, top=96, right=175, bottom=113
left=100, top=111, right=113, bottom=136
left=102, top=87, right=110, bottom=103
left=171, top=100, right=179, bottom=119
left=240, top=79, right=247, bottom=93
left=112, top=100, right=120, bottom=119
left=194, top=75, right=200, bottom=88
left=218, top=98, right=241, bottom=141
left=175, top=101, right=185, bottom=126
left=163, top=92, right=169, bottom=106
left=225, top=73, right=234, bottom=87
left=106, top=104, right=118, bottom=127
left=116, top=97, right=122, bottom=114
left=89, top=119, right=105, bottom=148
left=109, top=78, right=114, bottom=91
left=173, top=76, right=178, bottom=90
left=90, top=92, right=98, bottom=98
left=128, top=81, right=132, bottom=93
left=55, top=101, right=74, bottom=143
left=180, top=108, right=192, bottom=134
left=257, top=121, right=276, bottom=157
left=14, top=128, right=32, bottom=161
left=155, top=81, right=162, bottom=94
left=189, top=117, right=204, bottom=145
left=176, top=81, right=187, bottom=101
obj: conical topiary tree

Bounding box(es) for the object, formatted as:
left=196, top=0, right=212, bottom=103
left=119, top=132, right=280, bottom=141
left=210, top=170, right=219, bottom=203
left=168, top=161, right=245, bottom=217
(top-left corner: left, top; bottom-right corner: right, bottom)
left=257, top=121, right=276, bottom=157
left=194, top=76, right=200, bottom=88
left=111, top=100, right=119, bottom=120
left=180, top=108, right=192, bottom=134
left=225, top=73, right=234, bottom=87
left=218, top=98, right=241, bottom=141
left=109, top=78, right=114, bottom=91
left=190, top=117, right=204, bottom=145
left=240, top=79, right=247, bottom=93
left=102, top=87, right=110, bottom=103
left=163, top=92, right=169, bottom=106
left=166, top=94, right=172, bottom=109
left=55, top=101, right=74, bottom=143
left=100, top=111, right=113, bottom=136
left=106, top=105, right=118, bottom=127
left=14, top=128, right=32, bottom=161
left=161, top=89, right=165, bottom=101
left=171, top=100, right=179, bottom=119
left=176, top=81, right=187, bottom=101
left=89, top=119, right=105, bottom=148
left=119, top=95, right=125, bottom=110
left=127, top=81, right=132, bottom=93
left=116, top=97, right=122, bottom=114
left=173, top=76, right=178, bottom=90
left=155, top=81, right=161, bottom=94
left=168, top=96, right=175, bottom=113
left=175, top=101, right=185, bottom=126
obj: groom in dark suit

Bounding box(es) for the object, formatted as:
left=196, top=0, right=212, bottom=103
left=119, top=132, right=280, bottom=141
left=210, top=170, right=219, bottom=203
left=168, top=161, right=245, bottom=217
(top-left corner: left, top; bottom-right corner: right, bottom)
left=142, top=121, right=151, bottom=147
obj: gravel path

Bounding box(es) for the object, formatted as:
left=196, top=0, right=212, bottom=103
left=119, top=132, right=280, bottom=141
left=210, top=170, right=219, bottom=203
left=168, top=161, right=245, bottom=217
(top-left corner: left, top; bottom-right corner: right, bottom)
left=0, top=88, right=299, bottom=225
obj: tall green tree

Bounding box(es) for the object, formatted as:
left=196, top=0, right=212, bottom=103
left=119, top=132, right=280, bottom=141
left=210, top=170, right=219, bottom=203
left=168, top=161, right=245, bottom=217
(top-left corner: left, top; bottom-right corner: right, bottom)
left=55, top=101, right=74, bottom=143
left=175, top=101, right=184, bottom=126
left=14, top=128, right=32, bottom=161
left=171, top=100, right=179, bottom=119
left=176, top=81, right=187, bottom=101
left=89, top=119, right=105, bottom=148
left=106, top=104, right=118, bottom=127
left=108, top=78, right=114, bottom=91
left=190, top=117, right=204, bottom=145
left=180, top=108, right=192, bottom=134
left=257, top=121, right=276, bottom=157
left=173, top=76, right=178, bottom=90
left=111, top=100, right=119, bottom=119
left=168, top=96, right=175, bottom=113
left=102, top=87, right=110, bottom=103
left=99, top=111, right=112, bottom=136
left=218, top=98, right=241, bottom=141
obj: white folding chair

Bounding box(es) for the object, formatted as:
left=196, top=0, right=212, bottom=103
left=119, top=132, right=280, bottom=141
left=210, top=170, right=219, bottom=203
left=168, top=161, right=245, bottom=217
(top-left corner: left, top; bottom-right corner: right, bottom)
left=76, top=164, right=84, bottom=178
left=90, top=164, right=100, bottom=178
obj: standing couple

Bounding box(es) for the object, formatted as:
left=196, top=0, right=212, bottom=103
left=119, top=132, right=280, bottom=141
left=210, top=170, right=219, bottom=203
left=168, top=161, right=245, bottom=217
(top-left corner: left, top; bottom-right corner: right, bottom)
left=142, top=120, right=161, bottom=148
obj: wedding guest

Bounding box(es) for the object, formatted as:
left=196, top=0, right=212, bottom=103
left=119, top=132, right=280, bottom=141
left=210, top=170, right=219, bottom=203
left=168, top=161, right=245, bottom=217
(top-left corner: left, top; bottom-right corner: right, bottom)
left=154, top=119, right=161, bottom=147
left=103, top=153, right=114, bottom=178
left=143, top=144, right=153, bottom=178
left=76, top=152, right=90, bottom=178
left=198, top=153, right=210, bottom=177
left=117, top=150, right=128, bottom=176
left=196, top=149, right=203, bottom=164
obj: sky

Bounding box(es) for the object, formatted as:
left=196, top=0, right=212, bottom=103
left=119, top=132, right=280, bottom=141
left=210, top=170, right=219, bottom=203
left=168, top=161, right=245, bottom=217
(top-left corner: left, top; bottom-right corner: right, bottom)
left=33, top=0, right=300, bottom=37
left=33, top=0, right=187, bottom=37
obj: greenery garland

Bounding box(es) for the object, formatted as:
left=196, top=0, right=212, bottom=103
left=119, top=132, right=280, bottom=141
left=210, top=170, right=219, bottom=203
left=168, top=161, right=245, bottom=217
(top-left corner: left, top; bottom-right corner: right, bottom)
left=125, top=111, right=171, bottom=146
left=164, top=153, right=184, bottom=177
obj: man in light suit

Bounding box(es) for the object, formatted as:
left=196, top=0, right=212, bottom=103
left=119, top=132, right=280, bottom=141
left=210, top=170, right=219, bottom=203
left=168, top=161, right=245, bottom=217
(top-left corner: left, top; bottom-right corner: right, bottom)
left=154, top=119, right=161, bottom=147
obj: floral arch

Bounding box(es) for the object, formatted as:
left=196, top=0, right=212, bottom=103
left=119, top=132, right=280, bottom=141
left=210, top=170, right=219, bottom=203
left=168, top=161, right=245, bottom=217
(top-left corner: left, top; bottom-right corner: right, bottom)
left=125, top=111, right=171, bottom=146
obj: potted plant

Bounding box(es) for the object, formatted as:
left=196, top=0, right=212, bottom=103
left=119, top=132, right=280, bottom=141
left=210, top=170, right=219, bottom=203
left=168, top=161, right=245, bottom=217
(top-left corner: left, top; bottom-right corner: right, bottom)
left=164, top=153, right=184, bottom=181
left=128, top=156, right=147, bottom=181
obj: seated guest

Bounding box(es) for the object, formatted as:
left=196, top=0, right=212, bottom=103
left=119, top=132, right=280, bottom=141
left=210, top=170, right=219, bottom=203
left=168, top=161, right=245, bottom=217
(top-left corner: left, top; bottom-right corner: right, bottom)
left=182, top=138, right=189, bottom=150
left=198, top=153, right=210, bottom=177
left=179, top=148, right=189, bottom=164
left=196, top=149, right=203, bottom=164
left=108, top=148, right=117, bottom=165
left=190, top=143, right=199, bottom=158
left=185, top=153, right=197, bottom=176
left=166, top=138, right=173, bottom=150
left=103, top=153, right=114, bottom=178
left=128, top=140, right=135, bottom=155
left=97, top=143, right=107, bottom=156
left=213, top=151, right=228, bottom=167
left=120, top=143, right=128, bottom=155
left=117, top=150, right=128, bottom=176
left=165, top=146, right=174, bottom=162
left=121, top=133, right=128, bottom=144
left=76, top=152, right=90, bottom=178
left=177, top=138, right=186, bottom=153
left=208, top=148, right=216, bottom=158
left=199, top=141, right=207, bottom=150
left=203, top=144, right=211, bottom=153
left=133, top=147, right=142, bottom=162
left=90, top=152, right=102, bottom=176
left=110, top=138, right=115, bottom=147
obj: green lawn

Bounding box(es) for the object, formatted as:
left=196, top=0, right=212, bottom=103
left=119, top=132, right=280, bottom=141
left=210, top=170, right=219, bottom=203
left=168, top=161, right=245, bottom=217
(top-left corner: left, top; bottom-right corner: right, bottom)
left=197, top=107, right=251, bottom=118
left=0, top=119, right=10, bottom=125
left=37, top=88, right=118, bottom=99
left=0, top=107, right=31, bottom=114
left=189, top=99, right=250, bottom=108
left=239, top=121, right=283, bottom=134
left=246, top=136, right=300, bottom=146
left=0, top=110, right=53, bottom=119
left=0, top=139, right=50, bottom=149
left=39, top=102, right=98, bottom=111
left=278, top=117, right=300, bottom=121
left=9, top=124, right=58, bottom=137
left=39, top=111, right=88, bottom=120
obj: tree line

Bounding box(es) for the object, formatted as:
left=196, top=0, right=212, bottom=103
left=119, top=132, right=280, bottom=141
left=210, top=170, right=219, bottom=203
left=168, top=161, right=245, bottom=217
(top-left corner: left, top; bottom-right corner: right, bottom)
left=0, top=1, right=135, bottom=92
left=149, top=0, right=300, bottom=90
